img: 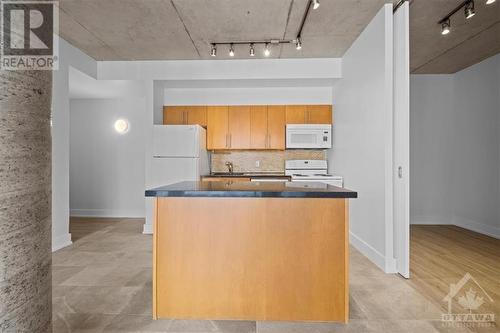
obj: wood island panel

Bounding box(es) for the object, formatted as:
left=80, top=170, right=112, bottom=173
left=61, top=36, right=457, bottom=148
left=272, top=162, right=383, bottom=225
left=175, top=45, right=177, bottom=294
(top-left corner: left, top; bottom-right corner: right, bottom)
left=153, top=197, right=348, bottom=322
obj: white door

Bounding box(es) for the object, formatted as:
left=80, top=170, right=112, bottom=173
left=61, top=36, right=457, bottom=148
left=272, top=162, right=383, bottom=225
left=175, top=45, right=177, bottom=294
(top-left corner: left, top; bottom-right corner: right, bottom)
left=393, top=1, right=410, bottom=278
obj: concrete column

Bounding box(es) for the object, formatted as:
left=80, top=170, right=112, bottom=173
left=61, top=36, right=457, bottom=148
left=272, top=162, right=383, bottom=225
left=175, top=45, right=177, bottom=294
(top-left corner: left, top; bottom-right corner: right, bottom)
left=0, top=69, right=53, bottom=331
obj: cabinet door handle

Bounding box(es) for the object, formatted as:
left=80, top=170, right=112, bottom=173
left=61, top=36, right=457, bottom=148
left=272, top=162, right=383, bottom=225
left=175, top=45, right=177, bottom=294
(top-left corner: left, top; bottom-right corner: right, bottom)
left=229, top=134, right=232, bottom=148
left=226, top=134, right=228, bottom=148
left=268, top=134, right=271, bottom=148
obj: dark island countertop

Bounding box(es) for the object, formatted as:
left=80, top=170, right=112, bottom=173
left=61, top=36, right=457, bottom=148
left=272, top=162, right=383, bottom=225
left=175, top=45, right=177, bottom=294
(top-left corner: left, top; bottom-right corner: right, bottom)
left=145, top=181, right=357, bottom=198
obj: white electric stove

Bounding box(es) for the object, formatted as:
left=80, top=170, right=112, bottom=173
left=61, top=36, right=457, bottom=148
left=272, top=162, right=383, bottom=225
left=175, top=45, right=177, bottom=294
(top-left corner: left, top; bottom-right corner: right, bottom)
left=285, top=159, right=343, bottom=187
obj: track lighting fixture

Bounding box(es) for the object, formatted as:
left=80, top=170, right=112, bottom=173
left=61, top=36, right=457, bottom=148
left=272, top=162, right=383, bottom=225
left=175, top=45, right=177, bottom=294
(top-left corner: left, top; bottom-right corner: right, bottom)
left=264, top=43, right=271, bottom=57
left=295, top=38, right=302, bottom=50
left=437, top=0, right=493, bottom=36
left=465, top=1, right=475, bottom=19
left=209, top=0, right=320, bottom=57
left=441, top=19, right=451, bottom=35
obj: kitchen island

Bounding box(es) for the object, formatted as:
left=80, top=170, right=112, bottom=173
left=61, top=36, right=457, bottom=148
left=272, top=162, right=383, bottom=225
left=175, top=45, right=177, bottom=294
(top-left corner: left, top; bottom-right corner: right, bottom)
left=145, top=181, right=357, bottom=323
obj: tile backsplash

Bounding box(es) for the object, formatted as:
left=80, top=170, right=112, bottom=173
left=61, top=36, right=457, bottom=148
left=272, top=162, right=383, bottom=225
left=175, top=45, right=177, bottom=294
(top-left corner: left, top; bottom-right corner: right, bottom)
left=211, top=150, right=326, bottom=173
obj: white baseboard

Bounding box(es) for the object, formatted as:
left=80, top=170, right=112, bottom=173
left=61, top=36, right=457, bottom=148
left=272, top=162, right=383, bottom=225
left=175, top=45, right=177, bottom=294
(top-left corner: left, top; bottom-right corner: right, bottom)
left=410, top=215, right=451, bottom=225
left=52, top=233, right=72, bottom=252
left=411, top=215, right=500, bottom=240
left=142, top=223, right=153, bottom=234
left=349, top=231, right=392, bottom=273
left=70, top=209, right=145, bottom=218
left=453, top=217, right=500, bottom=240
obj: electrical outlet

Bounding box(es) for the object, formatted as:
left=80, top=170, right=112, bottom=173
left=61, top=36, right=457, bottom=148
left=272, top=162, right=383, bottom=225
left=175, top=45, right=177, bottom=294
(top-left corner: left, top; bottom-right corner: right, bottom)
left=255, top=160, right=260, bottom=168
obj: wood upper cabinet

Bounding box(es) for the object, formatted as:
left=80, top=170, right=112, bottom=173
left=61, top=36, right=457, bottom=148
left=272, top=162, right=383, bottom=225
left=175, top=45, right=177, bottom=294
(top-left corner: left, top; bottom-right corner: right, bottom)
left=207, top=106, right=229, bottom=150
left=285, top=105, right=333, bottom=125
left=163, top=106, right=185, bottom=125
left=163, top=106, right=207, bottom=127
left=250, top=106, right=268, bottom=149
left=285, top=105, right=307, bottom=124
left=249, top=105, right=285, bottom=150
left=267, top=106, right=286, bottom=149
left=228, top=106, right=251, bottom=149
left=186, top=106, right=207, bottom=127
left=307, top=105, right=332, bottom=124
left=204, top=104, right=330, bottom=150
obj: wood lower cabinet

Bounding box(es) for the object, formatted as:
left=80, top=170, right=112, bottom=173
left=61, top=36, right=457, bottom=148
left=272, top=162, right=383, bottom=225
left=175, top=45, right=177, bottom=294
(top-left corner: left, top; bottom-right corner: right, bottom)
left=153, top=197, right=349, bottom=322
left=163, top=106, right=207, bottom=127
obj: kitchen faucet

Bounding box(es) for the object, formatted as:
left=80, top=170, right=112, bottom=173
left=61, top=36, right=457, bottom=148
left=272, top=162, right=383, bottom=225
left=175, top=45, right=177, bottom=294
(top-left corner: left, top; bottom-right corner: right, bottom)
left=225, top=161, right=233, bottom=174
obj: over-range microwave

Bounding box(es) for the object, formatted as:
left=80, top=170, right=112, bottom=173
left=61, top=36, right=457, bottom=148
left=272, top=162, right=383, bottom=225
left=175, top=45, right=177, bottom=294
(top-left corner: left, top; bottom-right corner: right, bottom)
left=286, top=124, right=332, bottom=149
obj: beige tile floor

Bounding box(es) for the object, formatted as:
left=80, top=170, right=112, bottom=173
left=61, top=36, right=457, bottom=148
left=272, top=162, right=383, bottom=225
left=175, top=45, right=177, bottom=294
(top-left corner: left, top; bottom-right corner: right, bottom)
left=52, top=218, right=498, bottom=333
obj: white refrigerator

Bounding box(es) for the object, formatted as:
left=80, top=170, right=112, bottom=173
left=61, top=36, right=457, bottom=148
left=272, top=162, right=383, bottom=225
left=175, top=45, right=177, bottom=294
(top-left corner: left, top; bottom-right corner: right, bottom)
left=144, top=125, right=209, bottom=233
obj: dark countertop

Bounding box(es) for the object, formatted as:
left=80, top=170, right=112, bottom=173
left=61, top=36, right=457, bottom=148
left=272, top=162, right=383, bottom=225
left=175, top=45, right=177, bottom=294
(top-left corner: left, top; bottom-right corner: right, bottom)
left=204, top=173, right=290, bottom=179
left=145, top=181, right=357, bottom=198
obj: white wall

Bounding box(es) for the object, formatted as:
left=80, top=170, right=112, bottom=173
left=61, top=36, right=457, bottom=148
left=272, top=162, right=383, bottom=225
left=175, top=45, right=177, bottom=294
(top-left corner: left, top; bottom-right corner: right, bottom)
left=52, top=38, right=97, bottom=251
left=97, top=58, right=341, bottom=81
left=69, top=98, right=146, bottom=218
left=330, top=4, right=395, bottom=272
left=411, top=54, right=500, bottom=238
left=410, top=75, right=454, bottom=225
left=163, top=87, right=333, bottom=106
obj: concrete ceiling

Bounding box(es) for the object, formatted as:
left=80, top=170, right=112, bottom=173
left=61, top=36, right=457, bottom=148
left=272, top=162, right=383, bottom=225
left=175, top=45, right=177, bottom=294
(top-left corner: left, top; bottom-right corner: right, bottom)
left=411, top=0, right=500, bottom=73
left=58, top=0, right=393, bottom=60
left=58, top=0, right=500, bottom=74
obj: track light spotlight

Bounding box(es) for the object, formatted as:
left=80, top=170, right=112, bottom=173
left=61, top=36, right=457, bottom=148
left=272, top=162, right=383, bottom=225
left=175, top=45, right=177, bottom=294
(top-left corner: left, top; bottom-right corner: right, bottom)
left=295, top=38, right=302, bottom=50
left=465, top=1, right=475, bottom=19
left=312, top=0, right=320, bottom=9
left=441, top=19, right=451, bottom=35
left=229, top=44, right=235, bottom=57
left=210, top=44, right=217, bottom=57
left=486, top=0, right=496, bottom=4
left=264, top=43, right=271, bottom=57
left=249, top=43, right=255, bottom=57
